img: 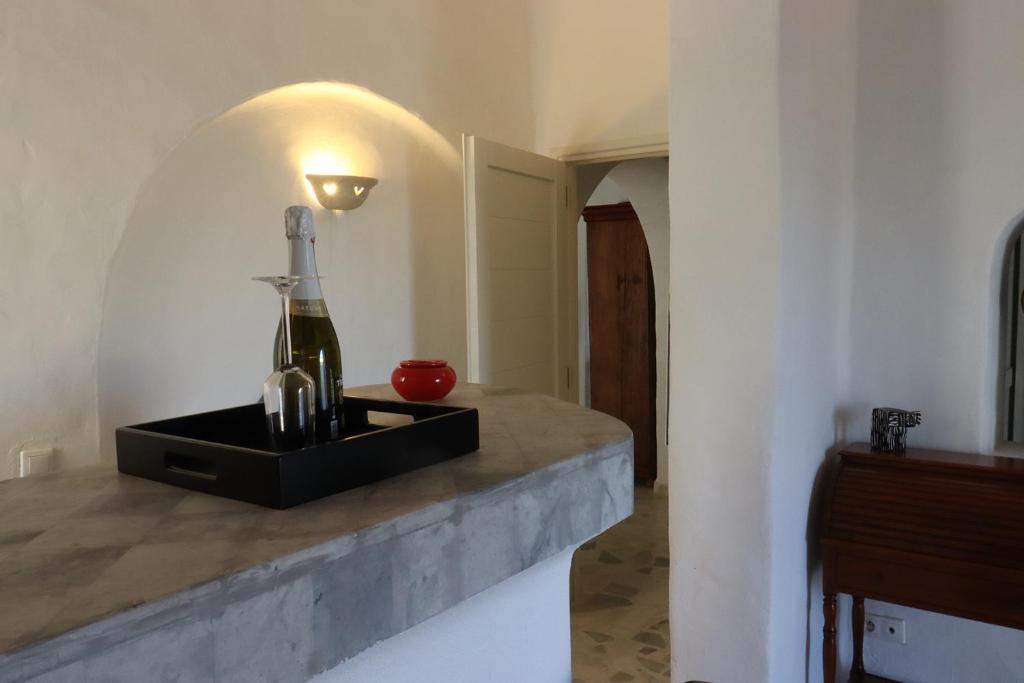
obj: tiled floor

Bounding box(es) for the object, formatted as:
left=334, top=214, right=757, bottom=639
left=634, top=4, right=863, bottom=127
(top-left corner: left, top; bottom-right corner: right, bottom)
left=570, top=486, right=670, bottom=682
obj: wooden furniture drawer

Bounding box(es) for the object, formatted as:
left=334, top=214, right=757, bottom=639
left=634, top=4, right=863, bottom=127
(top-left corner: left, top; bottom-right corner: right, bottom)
left=834, top=550, right=1024, bottom=629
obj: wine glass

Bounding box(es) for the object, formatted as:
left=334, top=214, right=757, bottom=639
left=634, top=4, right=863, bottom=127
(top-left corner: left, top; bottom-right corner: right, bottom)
left=253, top=275, right=317, bottom=449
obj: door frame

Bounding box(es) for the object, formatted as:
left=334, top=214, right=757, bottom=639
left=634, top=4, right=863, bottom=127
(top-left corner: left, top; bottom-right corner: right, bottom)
left=558, top=143, right=668, bottom=407
left=561, top=144, right=669, bottom=496
left=462, top=134, right=667, bottom=407
left=552, top=134, right=668, bottom=164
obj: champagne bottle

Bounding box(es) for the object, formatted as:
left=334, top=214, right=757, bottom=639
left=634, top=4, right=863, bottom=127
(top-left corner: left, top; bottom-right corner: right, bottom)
left=274, top=206, right=344, bottom=440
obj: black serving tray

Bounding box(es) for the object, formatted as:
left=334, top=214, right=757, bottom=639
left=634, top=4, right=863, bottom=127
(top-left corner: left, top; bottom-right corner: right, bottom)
left=115, top=396, right=479, bottom=509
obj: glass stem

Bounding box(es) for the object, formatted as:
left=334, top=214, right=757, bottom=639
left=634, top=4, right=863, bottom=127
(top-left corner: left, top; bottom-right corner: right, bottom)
left=281, top=292, right=294, bottom=363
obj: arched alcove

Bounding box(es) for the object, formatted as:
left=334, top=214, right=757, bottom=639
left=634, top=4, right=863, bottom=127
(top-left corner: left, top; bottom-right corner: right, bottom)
left=994, top=211, right=1024, bottom=447
left=97, top=82, right=462, bottom=456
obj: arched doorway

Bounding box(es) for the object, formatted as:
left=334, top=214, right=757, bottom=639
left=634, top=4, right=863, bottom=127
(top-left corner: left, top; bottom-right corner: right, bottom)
left=574, top=157, right=670, bottom=489
left=569, top=157, right=671, bottom=682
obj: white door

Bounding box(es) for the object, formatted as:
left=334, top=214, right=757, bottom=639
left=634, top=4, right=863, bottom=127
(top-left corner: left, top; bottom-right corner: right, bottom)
left=463, top=135, right=576, bottom=400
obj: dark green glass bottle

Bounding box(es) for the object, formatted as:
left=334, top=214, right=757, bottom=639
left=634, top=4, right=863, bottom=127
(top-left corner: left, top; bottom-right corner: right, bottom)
left=273, top=206, right=344, bottom=441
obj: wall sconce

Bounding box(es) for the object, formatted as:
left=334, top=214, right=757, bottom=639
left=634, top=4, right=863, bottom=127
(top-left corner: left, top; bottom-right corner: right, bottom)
left=306, top=174, right=379, bottom=210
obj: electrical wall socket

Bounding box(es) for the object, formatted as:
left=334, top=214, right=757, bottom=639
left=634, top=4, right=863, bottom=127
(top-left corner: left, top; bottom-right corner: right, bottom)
left=19, top=447, right=55, bottom=477
left=865, top=613, right=906, bottom=644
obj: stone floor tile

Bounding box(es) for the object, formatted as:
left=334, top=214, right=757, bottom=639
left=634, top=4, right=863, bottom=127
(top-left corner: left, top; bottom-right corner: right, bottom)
left=604, top=581, right=641, bottom=598
left=633, top=631, right=667, bottom=648
left=571, top=485, right=669, bottom=682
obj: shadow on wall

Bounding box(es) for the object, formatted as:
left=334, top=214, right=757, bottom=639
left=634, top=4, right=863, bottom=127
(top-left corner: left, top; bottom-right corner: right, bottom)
left=97, top=82, right=463, bottom=457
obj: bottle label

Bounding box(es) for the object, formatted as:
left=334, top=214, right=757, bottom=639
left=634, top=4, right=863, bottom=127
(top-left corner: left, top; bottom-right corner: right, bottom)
left=290, top=299, right=329, bottom=318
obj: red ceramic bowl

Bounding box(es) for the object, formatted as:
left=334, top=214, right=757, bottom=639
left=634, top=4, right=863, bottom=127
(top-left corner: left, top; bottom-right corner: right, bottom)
left=391, top=360, right=457, bottom=402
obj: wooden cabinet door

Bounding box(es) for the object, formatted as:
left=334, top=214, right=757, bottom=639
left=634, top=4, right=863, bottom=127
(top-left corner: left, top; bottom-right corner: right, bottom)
left=584, top=203, right=657, bottom=483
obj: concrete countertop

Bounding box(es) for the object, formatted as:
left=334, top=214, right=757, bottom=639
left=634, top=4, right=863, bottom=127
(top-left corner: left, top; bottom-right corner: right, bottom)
left=0, top=384, right=633, bottom=683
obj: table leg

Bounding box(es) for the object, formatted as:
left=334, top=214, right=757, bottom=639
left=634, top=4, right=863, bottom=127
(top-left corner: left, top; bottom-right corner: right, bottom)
left=852, top=596, right=866, bottom=676
left=823, top=593, right=837, bottom=683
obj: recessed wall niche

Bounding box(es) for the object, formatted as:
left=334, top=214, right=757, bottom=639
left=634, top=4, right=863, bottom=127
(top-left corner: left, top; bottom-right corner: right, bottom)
left=97, top=82, right=463, bottom=458
left=998, top=215, right=1024, bottom=444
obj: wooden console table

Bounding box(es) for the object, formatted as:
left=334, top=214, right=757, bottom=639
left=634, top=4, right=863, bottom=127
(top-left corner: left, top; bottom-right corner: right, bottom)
left=821, top=443, right=1024, bottom=683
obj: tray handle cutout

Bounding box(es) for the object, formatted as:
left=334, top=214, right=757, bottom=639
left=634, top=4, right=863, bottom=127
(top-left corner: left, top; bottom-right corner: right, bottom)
left=165, top=452, right=218, bottom=481
left=366, top=411, right=415, bottom=428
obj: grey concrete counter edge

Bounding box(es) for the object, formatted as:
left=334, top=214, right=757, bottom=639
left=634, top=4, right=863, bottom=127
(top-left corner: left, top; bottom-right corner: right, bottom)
left=1, top=385, right=634, bottom=683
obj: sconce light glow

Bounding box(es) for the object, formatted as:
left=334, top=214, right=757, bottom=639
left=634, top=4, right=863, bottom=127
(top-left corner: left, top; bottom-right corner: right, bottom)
left=205, top=81, right=457, bottom=206
left=306, top=174, right=379, bottom=210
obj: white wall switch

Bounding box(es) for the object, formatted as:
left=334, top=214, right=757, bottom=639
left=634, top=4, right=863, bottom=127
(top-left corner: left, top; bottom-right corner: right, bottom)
left=19, top=447, right=55, bottom=477
left=865, top=613, right=907, bottom=644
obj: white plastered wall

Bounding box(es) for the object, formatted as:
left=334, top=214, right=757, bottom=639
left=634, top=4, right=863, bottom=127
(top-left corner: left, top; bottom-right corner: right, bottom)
left=771, top=1, right=857, bottom=680
left=527, top=0, right=668, bottom=156
left=842, top=1, right=1024, bottom=680
left=311, top=548, right=576, bottom=683
left=670, top=0, right=1024, bottom=681
left=669, top=2, right=781, bottom=680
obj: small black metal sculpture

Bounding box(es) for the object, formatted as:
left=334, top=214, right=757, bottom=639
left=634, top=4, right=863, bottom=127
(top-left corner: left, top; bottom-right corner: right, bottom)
left=871, top=407, right=922, bottom=452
